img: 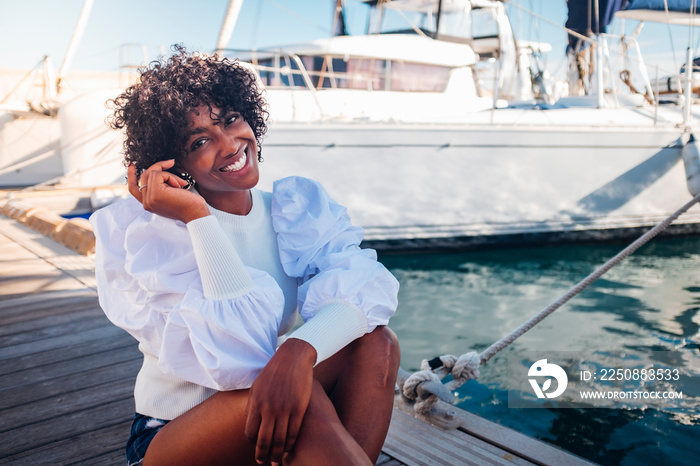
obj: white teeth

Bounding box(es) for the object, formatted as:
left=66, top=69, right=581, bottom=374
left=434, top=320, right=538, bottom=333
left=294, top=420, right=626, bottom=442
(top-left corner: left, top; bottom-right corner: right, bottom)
left=220, top=152, right=247, bottom=173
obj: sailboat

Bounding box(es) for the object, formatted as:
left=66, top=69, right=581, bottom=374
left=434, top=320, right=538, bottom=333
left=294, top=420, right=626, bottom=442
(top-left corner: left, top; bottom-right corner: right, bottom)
left=2, top=0, right=699, bottom=250
left=0, top=0, right=125, bottom=189
left=227, top=0, right=700, bottom=249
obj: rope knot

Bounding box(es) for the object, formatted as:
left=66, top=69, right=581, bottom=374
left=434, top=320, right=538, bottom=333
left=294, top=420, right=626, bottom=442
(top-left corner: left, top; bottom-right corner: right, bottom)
left=402, top=370, right=440, bottom=400
left=451, top=352, right=481, bottom=383
left=402, top=370, right=441, bottom=414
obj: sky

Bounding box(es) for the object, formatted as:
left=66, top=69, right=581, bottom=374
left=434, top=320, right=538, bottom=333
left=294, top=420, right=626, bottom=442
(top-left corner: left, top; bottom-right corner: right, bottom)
left=0, top=0, right=694, bottom=79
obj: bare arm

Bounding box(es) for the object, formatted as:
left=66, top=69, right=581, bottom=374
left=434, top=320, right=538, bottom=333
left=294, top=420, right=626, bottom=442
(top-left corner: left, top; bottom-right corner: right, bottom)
left=245, top=339, right=317, bottom=464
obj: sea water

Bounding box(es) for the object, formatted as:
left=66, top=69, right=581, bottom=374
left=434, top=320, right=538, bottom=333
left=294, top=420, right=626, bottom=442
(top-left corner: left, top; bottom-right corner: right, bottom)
left=380, top=236, right=700, bottom=466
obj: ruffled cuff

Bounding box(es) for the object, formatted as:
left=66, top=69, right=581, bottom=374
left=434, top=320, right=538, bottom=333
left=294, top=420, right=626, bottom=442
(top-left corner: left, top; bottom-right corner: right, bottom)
left=187, top=215, right=256, bottom=300
left=288, top=300, right=368, bottom=365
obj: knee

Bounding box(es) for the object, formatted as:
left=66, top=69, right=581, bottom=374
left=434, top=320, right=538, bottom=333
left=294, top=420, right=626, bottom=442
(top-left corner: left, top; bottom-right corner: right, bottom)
left=355, top=326, right=401, bottom=373
left=371, top=326, right=400, bottom=359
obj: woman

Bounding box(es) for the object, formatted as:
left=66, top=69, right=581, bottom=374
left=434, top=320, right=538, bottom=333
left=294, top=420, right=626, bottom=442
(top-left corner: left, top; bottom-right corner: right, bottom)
left=91, top=46, right=400, bottom=465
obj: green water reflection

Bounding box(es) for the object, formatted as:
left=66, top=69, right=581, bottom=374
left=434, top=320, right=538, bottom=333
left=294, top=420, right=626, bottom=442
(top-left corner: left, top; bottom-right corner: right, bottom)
left=380, top=237, right=700, bottom=466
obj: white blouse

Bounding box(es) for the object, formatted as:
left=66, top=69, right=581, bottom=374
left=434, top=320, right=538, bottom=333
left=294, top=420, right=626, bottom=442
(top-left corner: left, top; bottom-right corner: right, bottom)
left=91, top=176, right=399, bottom=417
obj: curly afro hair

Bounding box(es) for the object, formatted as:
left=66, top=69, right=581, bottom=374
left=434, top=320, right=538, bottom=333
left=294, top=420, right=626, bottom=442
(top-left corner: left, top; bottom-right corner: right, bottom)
left=108, top=45, right=268, bottom=176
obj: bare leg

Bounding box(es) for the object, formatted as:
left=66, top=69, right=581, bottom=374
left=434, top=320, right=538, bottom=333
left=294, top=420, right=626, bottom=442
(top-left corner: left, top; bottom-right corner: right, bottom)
left=143, top=389, right=256, bottom=466
left=143, top=327, right=399, bottom=465
left=314, top=326, right=401, bottom=463
left=143, top=382, right=372, bottom=465
left=285, top=381, right=372, bottom=466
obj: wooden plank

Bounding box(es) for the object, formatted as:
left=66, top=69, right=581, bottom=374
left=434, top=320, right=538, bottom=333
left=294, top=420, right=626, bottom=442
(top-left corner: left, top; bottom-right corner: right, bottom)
left=0, top=295, right=99, bottom=325
left=0, top=267, right=87, bottom=295
left=385, top=406, right=532, bottom=466
left=0, top=218, right=95, bottom=289
left=0, top=313, right=111, bottom=346
left=456, top=409, right=596, bottom=466
left=0, top=333, right=135, bottom=377
left=0, top=288, right=96, bottom=312
left=0, top=259, right=59, bottom=277
left=0, top=377, right=135, bottom=431
left=0, top=352, right=141, bottom=409
left=0, top=397, right=135, bottom=457
left=1, top=419, right=131, bottom=465
left=389, top=397, right=596, bottom=466
left=71, top=450, right=128, bottom=466
left=0, top=324, right=126, bottom=361
left=0, top=306, right=102, bottom=336
left=0, top=219, right=134, bottom=464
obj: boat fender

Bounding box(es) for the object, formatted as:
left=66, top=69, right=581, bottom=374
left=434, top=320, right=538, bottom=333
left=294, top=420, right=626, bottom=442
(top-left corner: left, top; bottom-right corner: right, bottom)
left=682, top=134, right=700, bottom=196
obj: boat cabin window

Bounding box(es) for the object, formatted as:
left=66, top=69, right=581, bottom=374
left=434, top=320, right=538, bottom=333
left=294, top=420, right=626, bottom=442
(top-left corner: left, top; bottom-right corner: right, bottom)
left=255, top=55, right=451, bottom=92
left=363, top=0, right=496, bottom=46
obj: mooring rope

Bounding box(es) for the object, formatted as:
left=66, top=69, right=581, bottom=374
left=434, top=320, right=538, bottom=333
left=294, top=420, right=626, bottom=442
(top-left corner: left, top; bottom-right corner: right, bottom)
left=403, top=192, right=700, bottom=414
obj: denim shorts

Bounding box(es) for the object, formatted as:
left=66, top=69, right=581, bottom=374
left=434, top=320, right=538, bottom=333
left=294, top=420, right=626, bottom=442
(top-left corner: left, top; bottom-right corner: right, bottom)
left=125, top=413, right=170, bottom=465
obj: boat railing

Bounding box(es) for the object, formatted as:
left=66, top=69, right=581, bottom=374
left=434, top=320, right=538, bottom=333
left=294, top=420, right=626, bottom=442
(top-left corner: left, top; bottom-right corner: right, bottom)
left=222, top=48, right=455, bottom=94
left=598, top=33, right=656, bottom=105
left=119, top=43, right=149, bottom=88
left=598, top=32, right=697, bottom=125
left=220, top=48, right=326, bottom=117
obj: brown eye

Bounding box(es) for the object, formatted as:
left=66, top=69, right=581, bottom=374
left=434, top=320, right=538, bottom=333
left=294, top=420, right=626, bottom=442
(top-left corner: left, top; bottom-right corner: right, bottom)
left=190, top=138, right=207, bottom=152
left=224, top=114, right=239, bottom=127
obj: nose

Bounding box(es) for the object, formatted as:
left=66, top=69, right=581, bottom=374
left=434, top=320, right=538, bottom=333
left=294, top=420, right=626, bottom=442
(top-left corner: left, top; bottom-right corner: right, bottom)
left=221, top=131, right=243, bottom=159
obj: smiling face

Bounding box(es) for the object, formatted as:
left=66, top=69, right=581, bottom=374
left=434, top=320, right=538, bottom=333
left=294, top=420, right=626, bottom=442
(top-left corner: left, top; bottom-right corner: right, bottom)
left=179, top=103, right=260, bottom=215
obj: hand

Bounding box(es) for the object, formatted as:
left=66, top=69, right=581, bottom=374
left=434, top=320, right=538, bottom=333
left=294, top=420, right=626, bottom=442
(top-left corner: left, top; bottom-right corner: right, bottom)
left=127, top=160, right=209, bottom=223
left=245, top=339, right=317, bottom=464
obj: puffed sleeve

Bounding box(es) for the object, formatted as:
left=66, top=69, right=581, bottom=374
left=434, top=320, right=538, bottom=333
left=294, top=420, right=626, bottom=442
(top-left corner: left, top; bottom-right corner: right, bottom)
left=270, top=177, right=399, bottom=364
left=90, top=198, right=285, bottom=390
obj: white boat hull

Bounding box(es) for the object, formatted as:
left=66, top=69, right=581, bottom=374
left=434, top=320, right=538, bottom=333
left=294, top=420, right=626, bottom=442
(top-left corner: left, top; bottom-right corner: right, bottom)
left=0, top=112, right=63, bottom=187
left=4, top=98, right=698, bottom=249
left=256, top=116, right=699, bottom=249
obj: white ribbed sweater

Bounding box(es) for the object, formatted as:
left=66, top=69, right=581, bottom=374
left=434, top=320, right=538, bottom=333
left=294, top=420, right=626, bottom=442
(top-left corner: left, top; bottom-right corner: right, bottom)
left=134, top=188, right=368, bottom=420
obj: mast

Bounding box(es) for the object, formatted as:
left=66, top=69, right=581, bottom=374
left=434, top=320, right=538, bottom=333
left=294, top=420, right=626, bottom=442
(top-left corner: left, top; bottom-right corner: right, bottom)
left=216, top=0, right=244, bottom=54
left=594, top=0, right=604, bottom=107
left=333, top=0, right=348, bottom=36
left=57, top=0, right=94, bottom=92
left=684, top=46, right=693, bottom=125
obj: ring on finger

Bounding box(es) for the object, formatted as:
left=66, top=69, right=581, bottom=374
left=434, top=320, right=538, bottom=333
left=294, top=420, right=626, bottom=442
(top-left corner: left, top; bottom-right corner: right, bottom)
left=138, top=184, right=148, bottom=192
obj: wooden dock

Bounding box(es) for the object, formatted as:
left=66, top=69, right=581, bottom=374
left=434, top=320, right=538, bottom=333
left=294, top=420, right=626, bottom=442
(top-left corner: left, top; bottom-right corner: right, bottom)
left=0, top=215, right=596, bottom=465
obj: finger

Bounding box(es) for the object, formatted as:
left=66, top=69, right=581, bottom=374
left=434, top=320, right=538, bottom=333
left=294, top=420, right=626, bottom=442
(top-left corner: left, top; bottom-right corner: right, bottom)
left=140, top=170, right=181, bottom=197
left=284, top=411, right=302, bottom=455
left=270, top=417, right=288, bottom=463
left=138, top=159, right=177, bottom=188
left=145, top=159, right=176, bottom=172
left=244, top=407, right=261, bottom=444
left=127, top=163, right=142, bottom=201
left=160, top=171, right=189, bottom=189
left=255, top=418, right=275, bottom=465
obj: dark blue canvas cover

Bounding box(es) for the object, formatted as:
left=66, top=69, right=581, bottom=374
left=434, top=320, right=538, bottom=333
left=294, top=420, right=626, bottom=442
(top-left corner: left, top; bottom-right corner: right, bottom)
left=566, top=0, right=695, bottom=48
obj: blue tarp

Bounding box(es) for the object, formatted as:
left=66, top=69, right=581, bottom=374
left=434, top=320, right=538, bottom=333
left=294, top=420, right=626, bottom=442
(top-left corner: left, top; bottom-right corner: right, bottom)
left=566, top=0, right=629, bottom=48
left=566, top=0, right=696, bottom=48
left=625, top=0, right=696, bottom=11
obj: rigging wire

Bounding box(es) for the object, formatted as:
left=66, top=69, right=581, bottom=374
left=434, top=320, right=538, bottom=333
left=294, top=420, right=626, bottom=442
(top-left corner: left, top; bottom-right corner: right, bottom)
left=664, top=0, right=680, bottom=74
left=250, top=0, right=264, bottom=48
left=265, top=0, right=331, bottom=34
left=402, top=189, right=700, bottom=414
